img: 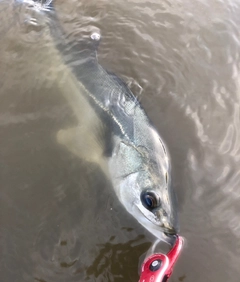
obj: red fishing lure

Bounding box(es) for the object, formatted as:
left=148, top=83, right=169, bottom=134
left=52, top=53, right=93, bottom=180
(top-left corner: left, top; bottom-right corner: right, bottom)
left=139, top=236, right=183, bottom=282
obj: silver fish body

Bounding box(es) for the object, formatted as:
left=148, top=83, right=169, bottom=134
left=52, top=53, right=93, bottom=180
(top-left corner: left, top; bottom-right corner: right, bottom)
left=45, top=2, right=179, bottom=243
left=58, top=56, right=179, bottom=242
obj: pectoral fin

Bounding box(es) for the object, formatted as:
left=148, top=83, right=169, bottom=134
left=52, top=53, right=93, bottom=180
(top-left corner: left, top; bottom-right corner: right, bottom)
left=56, top=123, right=111, bottom=178
left=57, top=125, right=104, bottom=163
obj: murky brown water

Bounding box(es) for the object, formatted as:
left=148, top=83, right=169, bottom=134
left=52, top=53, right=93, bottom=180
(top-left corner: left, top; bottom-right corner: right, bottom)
left=1, top=0, right=240, bottom=281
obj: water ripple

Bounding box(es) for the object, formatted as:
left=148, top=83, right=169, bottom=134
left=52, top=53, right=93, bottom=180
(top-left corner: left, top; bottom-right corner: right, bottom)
left=1, top=0, right=240, bottom=282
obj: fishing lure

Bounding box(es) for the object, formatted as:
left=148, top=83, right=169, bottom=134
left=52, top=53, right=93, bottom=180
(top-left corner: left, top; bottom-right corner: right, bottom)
left=139, top=236, right=183, bottom=282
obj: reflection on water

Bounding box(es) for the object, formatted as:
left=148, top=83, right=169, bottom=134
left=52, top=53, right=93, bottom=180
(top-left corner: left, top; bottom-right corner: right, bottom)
left=1, top=0, right=240, bottom=281
left=86, top=234, right=150, bottom=281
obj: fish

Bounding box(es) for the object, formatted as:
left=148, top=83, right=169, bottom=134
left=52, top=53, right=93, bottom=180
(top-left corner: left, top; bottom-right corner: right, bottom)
left=25, top=0, right=179, bottom=244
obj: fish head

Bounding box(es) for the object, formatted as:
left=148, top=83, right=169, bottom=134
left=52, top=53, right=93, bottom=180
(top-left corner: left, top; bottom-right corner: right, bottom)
left=118, top=169, right=178, bottom=243
left=110, top=135, right=178, bottom=244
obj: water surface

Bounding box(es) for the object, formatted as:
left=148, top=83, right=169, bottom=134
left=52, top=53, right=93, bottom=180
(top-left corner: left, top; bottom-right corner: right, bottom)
left=1, top=0, right=240, bottom=281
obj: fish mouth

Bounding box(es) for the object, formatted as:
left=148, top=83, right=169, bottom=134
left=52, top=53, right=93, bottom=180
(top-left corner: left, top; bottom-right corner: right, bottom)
left=134, top=203, right=177, bottom=236
left=159, top=224, right=177, bottom=236
left=163, top=226, right=177, bottom=236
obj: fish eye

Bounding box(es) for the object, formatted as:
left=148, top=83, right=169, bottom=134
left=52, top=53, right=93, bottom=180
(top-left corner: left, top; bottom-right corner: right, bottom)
left=140, top=191, right=160, bottom=210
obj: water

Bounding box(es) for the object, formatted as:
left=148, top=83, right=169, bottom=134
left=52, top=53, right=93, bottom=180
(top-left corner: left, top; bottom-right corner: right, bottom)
left=1, top=0, right=240, bottom=281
